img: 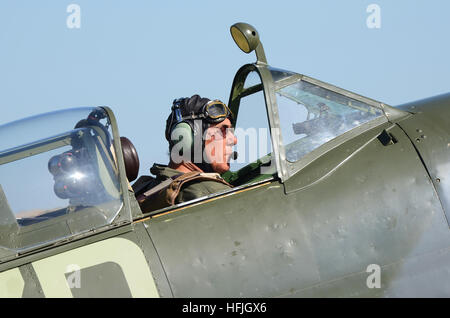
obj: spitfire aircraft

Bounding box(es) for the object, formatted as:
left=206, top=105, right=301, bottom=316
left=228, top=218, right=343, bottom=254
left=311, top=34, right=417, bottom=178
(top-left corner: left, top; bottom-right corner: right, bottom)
left=0, top=23, right=449, bottom=298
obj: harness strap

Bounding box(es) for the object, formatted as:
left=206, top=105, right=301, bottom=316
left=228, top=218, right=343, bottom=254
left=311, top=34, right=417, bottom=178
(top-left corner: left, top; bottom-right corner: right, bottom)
left=165, top=171, right=232, bottom=205
left=136, top=171, right=232, bottom=212
left=139, top=174, right=182, bottom=198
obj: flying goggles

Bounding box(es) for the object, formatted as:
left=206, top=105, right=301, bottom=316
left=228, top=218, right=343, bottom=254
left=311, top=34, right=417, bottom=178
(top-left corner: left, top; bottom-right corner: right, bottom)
left=171, top=98, right=233, bottom=126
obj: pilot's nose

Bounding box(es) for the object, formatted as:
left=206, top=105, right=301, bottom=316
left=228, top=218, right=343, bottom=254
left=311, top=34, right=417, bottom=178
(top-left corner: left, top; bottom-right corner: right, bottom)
left=227, top=129, right=237, bottom=146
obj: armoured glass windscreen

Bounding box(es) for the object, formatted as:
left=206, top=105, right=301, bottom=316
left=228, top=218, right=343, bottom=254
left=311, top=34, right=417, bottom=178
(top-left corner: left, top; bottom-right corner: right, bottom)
left=243, top=70, right=261, bottom=89
left=230, top=71, right=273, bottom=173
left=0, top=107, right=123, bottom=256
left=276, top=80, right=384, bottom=163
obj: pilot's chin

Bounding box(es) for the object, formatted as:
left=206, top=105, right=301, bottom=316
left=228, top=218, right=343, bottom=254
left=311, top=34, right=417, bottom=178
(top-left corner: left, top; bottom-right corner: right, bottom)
left=213, top=162, right=230, bottom=174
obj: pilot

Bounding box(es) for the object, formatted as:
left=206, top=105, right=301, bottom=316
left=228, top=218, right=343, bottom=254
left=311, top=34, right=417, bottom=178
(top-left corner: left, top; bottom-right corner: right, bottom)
left=137, top=94, right=238, bottom=212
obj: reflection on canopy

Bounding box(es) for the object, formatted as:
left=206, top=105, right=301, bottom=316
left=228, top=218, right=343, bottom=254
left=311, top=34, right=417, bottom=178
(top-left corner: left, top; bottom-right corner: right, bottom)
left=0, top=107, right=123, bottom=258
left=276, top=81, right=384, bottom=162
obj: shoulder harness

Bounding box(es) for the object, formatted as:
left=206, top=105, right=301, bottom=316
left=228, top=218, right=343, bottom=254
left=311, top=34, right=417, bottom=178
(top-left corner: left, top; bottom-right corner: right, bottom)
left=136, top=171, right=232, bottom=212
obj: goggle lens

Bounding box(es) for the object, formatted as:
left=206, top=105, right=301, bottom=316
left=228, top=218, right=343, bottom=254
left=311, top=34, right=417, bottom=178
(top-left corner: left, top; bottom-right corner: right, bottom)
left=205, top=101, right=232, bottom=122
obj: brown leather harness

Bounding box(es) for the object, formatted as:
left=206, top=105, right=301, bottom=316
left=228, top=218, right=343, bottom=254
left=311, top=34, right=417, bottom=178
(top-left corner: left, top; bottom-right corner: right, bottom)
left=136, top=171, right=232, bottom=212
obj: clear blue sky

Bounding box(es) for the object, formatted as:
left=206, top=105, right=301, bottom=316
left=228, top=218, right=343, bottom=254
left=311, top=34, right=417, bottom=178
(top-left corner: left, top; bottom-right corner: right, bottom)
left=1, top=0, right=449, bottom=176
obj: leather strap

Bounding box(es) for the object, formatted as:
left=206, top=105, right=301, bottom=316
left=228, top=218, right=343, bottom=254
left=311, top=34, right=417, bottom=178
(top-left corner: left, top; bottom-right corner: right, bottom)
left=136, top=171, right=232, bottom=211
left=165, top=171, right=232, bottom=205
left=136, top=173, right=182, bottom=204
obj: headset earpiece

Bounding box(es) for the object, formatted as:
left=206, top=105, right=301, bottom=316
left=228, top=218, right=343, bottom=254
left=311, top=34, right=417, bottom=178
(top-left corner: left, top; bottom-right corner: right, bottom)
left=170, top=122, right=194, bottom=152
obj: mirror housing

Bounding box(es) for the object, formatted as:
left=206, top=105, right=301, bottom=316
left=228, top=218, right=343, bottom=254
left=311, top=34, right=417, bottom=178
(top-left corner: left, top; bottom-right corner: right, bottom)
left=230, top=22, right=267, bottom=65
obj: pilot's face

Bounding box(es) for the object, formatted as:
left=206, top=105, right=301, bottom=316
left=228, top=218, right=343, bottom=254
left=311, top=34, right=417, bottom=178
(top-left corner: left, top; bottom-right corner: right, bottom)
left=204, top=118, right=237, bottom=174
